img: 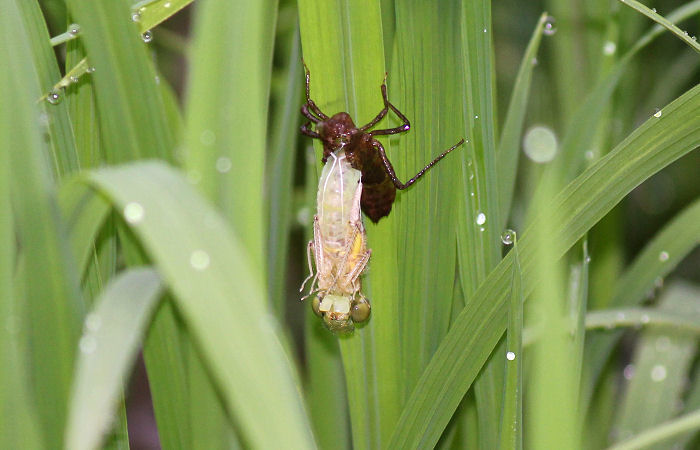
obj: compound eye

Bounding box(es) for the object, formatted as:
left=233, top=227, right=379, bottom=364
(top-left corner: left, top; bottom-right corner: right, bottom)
left=351, top=298, right=371, bottom=323
left=311, top=297, right=323, bottom=317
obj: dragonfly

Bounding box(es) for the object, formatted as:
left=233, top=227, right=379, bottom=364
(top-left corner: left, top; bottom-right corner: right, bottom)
left=300, top=150, right=371, bottom=333
left=300, top=64, right=465, bottom=222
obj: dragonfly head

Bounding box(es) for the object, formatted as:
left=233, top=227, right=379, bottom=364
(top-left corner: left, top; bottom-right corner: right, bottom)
left=312, top=294, right=371, bottom=334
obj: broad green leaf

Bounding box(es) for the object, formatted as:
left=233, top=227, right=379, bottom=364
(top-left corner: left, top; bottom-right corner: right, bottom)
left=388, top=81, right=700, bottom=450
left=82, top=162, right=316, bottom=449
left=65, top=268, right=163, bottom=450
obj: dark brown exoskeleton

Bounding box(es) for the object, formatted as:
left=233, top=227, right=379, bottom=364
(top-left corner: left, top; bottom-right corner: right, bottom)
left=300, top=66, right=465, bottom=223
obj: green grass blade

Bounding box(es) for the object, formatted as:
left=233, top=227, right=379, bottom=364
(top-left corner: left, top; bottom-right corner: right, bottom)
left=267, top=30, right=303, bottom=316
left=83, top=162, right=316, bottom=449
left=1, top=1, right=84, bottom=445
left=16, top=0, right=79, bottom=177
left=65, top=0, right=174, bottom=162
left=608, top=409, right=700, bottom=450
left=133, top=0, right=193, bottom=29
left=497, top=13, right=547, bottom=227
left=388, top=82, right=700, bottom=449
left=0, top=33, right=42, bottom=449
left=498, top=238, right=523, bottom=450
left=616, top=0, right=700, bottom=52
left=65, top=268, right=163, bottom=450
left=142, top=301, right=192, bottom=450
left=611, top=281, right=700, bottom=446
left=298, top=2, right=401, bottom=447
left=392, top=0, right=465, bottom=401
left=584, top=308, right=700, bottom=333
left=183, top=0, right=276, bottom=272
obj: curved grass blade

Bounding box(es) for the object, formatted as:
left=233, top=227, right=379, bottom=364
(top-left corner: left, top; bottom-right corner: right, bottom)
left=585, top=308, right=700, bottom=333
left=83, top=162, right=316, bottom=449
left=65, top=268, right=163, bottom=450
left=497, top=13, right=547, bottom=228
left=616, top=0, right=700, bottom=52
left=608, top=409, right=700, bottom=450
left=387, top=82, right=700, bottom=450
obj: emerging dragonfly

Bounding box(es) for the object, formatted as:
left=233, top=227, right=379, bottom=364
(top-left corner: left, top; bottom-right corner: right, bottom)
left=300, top=151, right=371, bottom=333
left=300, top=65, right=465, bottom=222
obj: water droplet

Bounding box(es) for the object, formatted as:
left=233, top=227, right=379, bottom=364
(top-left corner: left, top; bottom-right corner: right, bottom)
left=85, top=313, right=102, bottom=332
left=585, top=255, right=591, bottom=263
left=46, top=88, right=63, bottom=105
left=79, top=335, right=97, bottom=354
left=479, top=226, right=485, bottom=232
left=650, top=364, right=667, bottom=382
left=296, top=206, right=311, bottom=226
left=474, top=115, right=479, bottom=119
left=142, top=30, right=153, bottom=43
left=603, top=41, right=616, bottom=55
left=683, top=31, right=689, bottom=37
left=164, top=1, right=172, bottom=7
left=131, top=11, right=141, bottom=22
left=531, top=57, right=538, bottom=66
left=483, top=28, right=487, bottom=33
left=652, top=8, right=657, bottom=13
left=543, top=16, right=557, bottom=36
left=501, top=229, right=516, bottom=245
left=216, top=156, right=232, bottom=173
left=190, top=250, right=210, bottom=271
left=653, top=108, right=662, bottom=118
left=200, top=129, right=216, bottom=146
left=658, top=251, right=669, bottom=262
left=69, top=75, right=79, bottom=84
left=585, top=150, right=595, bottom=160
left=86, top=66, right=96, bottom=73
left=506, top=351, right=516, bottom=361
left=623, top=364, right=635, bottom=380
left=154, top=75, right=160, bottom=84
left=476, top=212, right=486, bottom=225
left=523, top=125, right=558, bottom=163
left=68, top=23, right=81, bottom=36
left=123, top=202, right=145, bottom=224
left=470, top=192, right=475, bottom=197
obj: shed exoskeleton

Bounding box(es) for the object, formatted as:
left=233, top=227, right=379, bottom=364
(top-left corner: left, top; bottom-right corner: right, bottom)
left=300, top=150, right=371, bottom=333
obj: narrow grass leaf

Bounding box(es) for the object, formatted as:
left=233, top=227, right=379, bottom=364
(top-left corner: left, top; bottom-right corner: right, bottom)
left=608, top=409, right=700, bottom=450
left=388, top=82, right=700, bottom=450
left=498, top=239, right=523, bottom=450
left=585, top=308, right=700, bottom=333
left=1, top=1, right=84, bottom=445
left=133, top=0, right=193, bottom=29
left=15, top=0, right=79, bottom=176
left=582, top=197, right=700, bottom=407
left=83, top=162, right=316, bottom=449
left=497, top=13, right=547, bottom=227
left=616, top=0, right=700, bottom=52
left=66, top=0, right=174, bottom=162
left=65, top=268, right=163, bottom=450
left=611, top=281, right=699, bottom=446
left=267, top=30, right=303, bottom=316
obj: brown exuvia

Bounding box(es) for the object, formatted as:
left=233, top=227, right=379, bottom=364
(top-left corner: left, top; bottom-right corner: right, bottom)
left=300, top=64, right=465, bottom=223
